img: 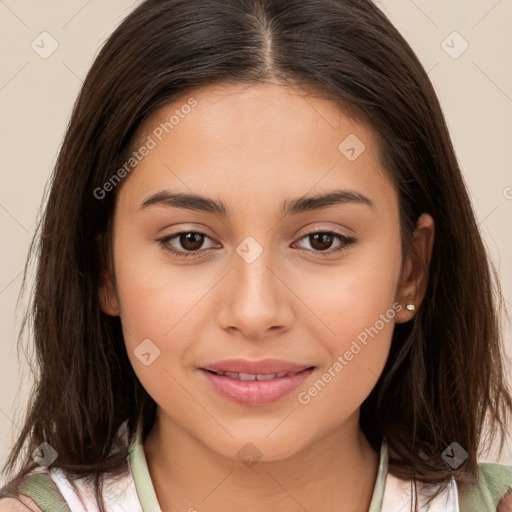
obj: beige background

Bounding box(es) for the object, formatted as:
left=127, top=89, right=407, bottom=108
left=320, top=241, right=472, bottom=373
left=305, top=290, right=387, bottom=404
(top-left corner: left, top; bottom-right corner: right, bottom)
left=0, top=0, right=511, bottom=484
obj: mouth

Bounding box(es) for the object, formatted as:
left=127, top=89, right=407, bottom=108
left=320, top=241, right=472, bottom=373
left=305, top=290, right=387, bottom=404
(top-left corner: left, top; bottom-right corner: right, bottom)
left=200, top=357, right=315, bottom=375
left=198, top=364, right=316, bottom=406
left=202, top=368, right=314, bottom=381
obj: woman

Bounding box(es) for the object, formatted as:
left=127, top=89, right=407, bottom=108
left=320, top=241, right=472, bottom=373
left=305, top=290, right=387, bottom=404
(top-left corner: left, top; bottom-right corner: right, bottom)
left=1, top=0, right=511, bottom=510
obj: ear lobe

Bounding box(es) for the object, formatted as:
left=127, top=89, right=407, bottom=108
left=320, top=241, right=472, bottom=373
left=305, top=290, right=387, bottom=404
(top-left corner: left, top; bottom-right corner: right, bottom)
left=98, top=269, right=120, bottom=317
left=395, top=212, right=435, bottom=323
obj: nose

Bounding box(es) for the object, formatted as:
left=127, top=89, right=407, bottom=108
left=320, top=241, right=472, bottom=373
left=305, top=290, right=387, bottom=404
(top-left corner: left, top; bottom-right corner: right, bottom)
left=216, top=242, right=294, bottom=341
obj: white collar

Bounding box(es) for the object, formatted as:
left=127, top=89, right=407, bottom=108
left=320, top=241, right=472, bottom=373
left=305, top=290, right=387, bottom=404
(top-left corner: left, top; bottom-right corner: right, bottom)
left=375, top=439, right=459, bottom=511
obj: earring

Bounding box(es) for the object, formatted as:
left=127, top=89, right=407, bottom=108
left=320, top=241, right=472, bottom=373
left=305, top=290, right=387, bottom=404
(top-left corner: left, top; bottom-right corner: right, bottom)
left=406, top=304, right=416, bottom=311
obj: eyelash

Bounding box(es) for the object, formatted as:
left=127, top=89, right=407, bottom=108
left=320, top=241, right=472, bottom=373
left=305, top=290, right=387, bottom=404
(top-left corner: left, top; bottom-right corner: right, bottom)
left=157, top=230, right=357, bottom=259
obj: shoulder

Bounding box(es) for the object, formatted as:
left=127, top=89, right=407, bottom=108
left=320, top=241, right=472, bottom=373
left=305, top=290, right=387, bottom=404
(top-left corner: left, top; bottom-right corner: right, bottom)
left=0, top=470, right=69, bottom=512
left=458, top=460, right=512, bottom=512
left=498, top=492, right=512, bottom=512
left=0, top=496, right=43, bottom=511
left=3, top=465, right=140, bottom=512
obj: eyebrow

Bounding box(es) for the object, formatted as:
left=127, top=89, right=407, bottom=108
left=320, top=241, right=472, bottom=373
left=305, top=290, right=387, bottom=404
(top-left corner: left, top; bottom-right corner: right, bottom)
left=139, top=189, right=375, bottom=216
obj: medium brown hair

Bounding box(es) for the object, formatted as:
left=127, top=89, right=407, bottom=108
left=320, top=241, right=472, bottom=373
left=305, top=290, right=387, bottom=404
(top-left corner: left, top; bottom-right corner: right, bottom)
left=2, top=0, right=511, bottom=510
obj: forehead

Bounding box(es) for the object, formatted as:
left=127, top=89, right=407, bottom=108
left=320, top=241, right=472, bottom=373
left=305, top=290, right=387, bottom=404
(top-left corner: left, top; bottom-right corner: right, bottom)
left=119, top=81, right=397, bottom=217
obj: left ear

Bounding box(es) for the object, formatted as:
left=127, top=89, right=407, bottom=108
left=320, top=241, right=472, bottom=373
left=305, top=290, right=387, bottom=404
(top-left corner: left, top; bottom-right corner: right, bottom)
left=395, top=212, right=435, bottom=324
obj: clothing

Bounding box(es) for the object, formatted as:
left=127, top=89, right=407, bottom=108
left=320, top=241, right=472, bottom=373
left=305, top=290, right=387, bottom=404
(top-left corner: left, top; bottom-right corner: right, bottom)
left=15, top=420, right=512, bottom=511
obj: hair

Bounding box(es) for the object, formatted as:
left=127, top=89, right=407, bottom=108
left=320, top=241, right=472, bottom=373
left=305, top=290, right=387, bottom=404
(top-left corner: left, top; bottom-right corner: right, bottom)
left=1, top=0, right=511, bottom=511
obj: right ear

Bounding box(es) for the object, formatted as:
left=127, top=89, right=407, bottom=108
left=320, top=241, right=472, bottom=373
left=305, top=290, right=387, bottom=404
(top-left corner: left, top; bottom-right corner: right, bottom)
left=98, top=269, right=120, bottom=317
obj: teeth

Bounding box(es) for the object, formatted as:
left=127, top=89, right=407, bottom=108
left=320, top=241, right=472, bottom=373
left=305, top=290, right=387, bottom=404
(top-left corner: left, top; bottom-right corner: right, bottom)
left=239, top=372, right=257, bottom=381
left=255, top=373, right=277, bottom=380
left=212, top=370, right=298, bottom=380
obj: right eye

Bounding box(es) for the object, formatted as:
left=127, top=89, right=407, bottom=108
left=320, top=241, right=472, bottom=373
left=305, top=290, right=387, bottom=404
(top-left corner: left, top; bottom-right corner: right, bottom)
left=157, top=230, right=219, bottom=258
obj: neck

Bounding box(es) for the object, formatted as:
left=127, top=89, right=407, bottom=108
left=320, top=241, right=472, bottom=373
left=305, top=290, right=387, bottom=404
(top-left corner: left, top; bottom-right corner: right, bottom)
left=143, top=410, right=380, bottom=512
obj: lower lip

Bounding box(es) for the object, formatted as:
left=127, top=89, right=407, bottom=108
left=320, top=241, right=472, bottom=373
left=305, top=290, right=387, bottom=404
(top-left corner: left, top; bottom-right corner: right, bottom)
left=199, top=368, right=315, bottom=406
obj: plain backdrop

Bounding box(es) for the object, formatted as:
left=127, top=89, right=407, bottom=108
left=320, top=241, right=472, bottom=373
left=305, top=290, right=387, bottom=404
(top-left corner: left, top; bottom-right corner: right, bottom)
left=1, top=0, right=511, bottom=484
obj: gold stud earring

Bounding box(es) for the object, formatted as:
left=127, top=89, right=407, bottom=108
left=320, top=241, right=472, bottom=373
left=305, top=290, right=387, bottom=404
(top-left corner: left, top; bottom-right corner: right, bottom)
left=406, top=304, right=416, bottom=311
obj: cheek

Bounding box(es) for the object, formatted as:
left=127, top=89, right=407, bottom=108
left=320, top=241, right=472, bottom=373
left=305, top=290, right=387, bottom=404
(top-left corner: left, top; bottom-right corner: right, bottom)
left=300, top=230, right=402, bottom=343
left=113, top=246, right=199, bottom=413
left=296, top=233, right=402, bottom=403
left=113, top=222, right=189, bottom=326
left=111, top=230, right=194, bottom=360
left=296, top=298, right=397, bottom=433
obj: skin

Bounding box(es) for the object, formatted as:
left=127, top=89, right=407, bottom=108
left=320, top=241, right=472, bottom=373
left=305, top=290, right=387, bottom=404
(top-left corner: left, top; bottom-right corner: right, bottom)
left=99, top=81, right=435, bottom=512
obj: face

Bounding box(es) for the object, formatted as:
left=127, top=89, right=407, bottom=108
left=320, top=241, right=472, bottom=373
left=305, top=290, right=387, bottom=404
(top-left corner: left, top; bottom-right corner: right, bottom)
left=100, top=81, right=433, bottom=461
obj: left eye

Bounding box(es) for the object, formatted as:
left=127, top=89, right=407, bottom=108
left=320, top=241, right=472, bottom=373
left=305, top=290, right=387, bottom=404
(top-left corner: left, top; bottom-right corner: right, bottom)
left=158, top=230, right=356, bottom=258
left=293, top=231, right=356, bottom=254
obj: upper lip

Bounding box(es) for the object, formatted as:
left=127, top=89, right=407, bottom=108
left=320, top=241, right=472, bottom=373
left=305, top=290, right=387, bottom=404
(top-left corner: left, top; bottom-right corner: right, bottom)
left=200, top=358, right=315, bottom=375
